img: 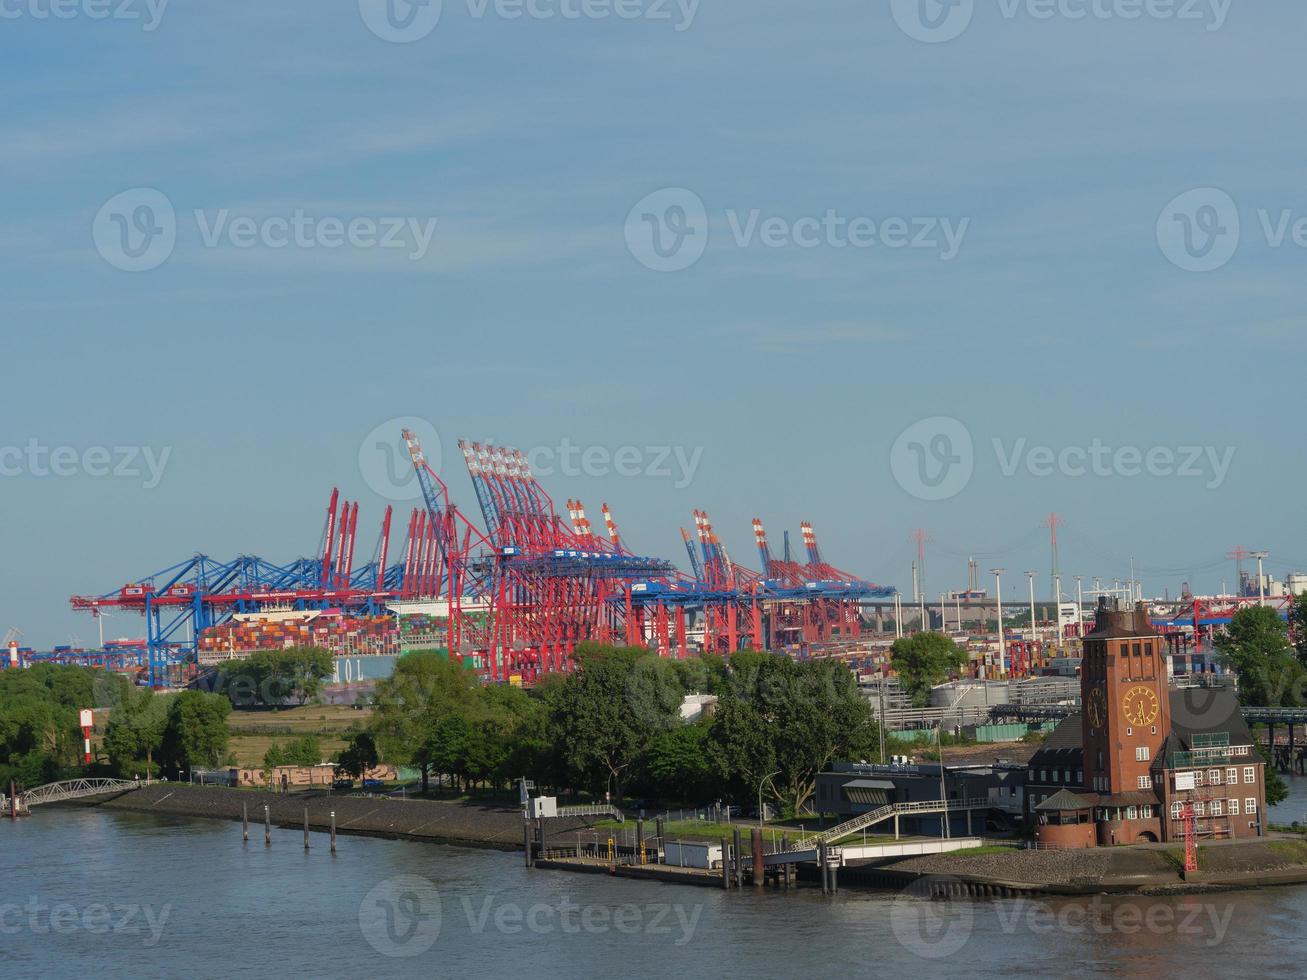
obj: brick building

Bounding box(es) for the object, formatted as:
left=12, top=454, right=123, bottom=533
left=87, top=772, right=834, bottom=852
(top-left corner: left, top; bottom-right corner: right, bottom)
left=1031, top=598, right=1266, bottom=848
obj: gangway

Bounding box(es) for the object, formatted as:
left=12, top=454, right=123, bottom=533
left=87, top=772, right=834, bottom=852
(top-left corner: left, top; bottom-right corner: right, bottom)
left=788, top=797, right=991, bottom=852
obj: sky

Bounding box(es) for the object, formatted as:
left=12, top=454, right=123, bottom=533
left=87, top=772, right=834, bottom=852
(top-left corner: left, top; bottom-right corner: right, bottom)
left=3, top=0, right=1306, bottom=648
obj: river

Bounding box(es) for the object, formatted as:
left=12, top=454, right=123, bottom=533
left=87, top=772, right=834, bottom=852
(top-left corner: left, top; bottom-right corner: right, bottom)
left=3, top=807, right=1306, bottom=979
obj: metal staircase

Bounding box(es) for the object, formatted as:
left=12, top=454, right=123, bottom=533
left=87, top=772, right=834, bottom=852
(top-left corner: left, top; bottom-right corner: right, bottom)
left=788, top=797, right=991, bottom=852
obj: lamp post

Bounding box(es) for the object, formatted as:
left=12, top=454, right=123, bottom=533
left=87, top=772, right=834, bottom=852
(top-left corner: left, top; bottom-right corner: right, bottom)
left=1026, top=571, right=1039, bottom=654
left=991, top=569, right=1006, bottom=677
left=1252, top=552, right=1269, bottom=606
left=758, top=770, right=780, bottom=829
left=936, top=723, right=949, bottom=840
left=1074, top=575, right=1085, bottom=638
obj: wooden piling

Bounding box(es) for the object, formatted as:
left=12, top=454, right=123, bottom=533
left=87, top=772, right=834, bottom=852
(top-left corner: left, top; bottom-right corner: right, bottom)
left=242, top=802, right=249, bottom=842
left=721, top=838, right=730, bottom=890
left=330, top=811, right=337, bottom=854
left=781, top=834, right=790, bottom=886
left=751, top=828, right=764, bottom=888
left=524, top=820, right=534, bottom=867
left=732, top=827, right=743, bottom=888
left=818, top=840, right=828, bottom=896
left=264, top=804, right=271, bottom=846
left=304, top=808, right=310, bottom=850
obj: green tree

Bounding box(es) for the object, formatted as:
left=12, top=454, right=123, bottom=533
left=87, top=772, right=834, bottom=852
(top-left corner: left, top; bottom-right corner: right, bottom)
left=370, top=651, right=482, bottom=792
left=550, top=644, right=684, bottom=800
left=335, top=732, right=380, bottom=783
left=890, top=633, right=968, bottom=707
left=217, top=647, right=334, bottom=708
left=0, top=664, right=103, bottom=788
left=158, top=691, right=231, bottom=776
left=1292, top=594, right=1307, bottom=665
left=1216, top=606, right=1301, bottom=706
left=263, top=734, right=322, bottom=770
left=1259, top=743, right=1289, bottom=806
left=642, top=722, right=714, bottom=803
left=102, top=687, right=169, bottom=778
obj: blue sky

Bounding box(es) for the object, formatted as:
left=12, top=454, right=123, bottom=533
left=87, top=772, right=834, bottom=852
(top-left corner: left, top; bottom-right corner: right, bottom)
left=3, top=0, right=1306, bottom=647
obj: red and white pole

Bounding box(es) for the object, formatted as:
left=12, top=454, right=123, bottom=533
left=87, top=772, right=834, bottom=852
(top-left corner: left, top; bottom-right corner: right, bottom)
left=79, top=708, right=94, bottom=765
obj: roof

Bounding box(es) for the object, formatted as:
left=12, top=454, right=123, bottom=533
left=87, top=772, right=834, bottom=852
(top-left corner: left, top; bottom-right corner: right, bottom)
left=1035, top=789, right=1095, bottom=811
left=1169, top=686, right=1256, bottom=747
left=843, top=779, right=895, bottom=790
left=1028, top=713, right=1084, bottom=770
left=1095, top=789, right=1161, bottom=807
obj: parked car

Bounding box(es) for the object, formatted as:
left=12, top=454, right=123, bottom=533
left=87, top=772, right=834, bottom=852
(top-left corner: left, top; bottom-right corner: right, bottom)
left=332, top=779, right=353, bottom=790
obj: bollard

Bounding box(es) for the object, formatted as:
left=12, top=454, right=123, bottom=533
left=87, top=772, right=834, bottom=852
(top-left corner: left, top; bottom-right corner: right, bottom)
left=330, top=811, right=337, bottom=855
left=636, top=818, right=645, bottom=865
left=656, top=817, right=665, bottom=859
left=524, top=819, right=534, bottom=868
left=264, top=804, right=271, bottom=846
left=732, top=827, right=744, bottom=888
left=304, top=808, right=310, bottom=850
left=721, top=838, right=730, bottom=889
left=818, top=840, right=828, bottom=896
left=242, top=803, right=249, bottom=842
left=751, top=828, right=764, bottom=889
left=781, top=834, right=790, bottom=887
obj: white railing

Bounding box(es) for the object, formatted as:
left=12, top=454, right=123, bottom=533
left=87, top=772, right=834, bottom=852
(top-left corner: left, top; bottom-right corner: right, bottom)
left=788, top=797, right=992, bottom=851
left=20, top=778, right=140, bottom=807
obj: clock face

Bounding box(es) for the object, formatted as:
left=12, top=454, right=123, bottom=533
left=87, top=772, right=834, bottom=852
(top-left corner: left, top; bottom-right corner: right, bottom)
left=1122, top=685, right=1160, bottom=727
left=1087, top=687, right=1106, bottom=729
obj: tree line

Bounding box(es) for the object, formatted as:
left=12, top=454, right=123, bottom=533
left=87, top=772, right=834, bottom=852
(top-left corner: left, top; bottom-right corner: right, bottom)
left=365, top=644, right=880, bottom=814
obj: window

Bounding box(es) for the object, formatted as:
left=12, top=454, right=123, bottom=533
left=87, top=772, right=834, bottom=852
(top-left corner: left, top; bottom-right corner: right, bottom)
left=1126, top=727, right=1133, bottom=736
left=1208, top=769, right=1221, bottom=785
left=1028, top=769, right=1035, bottom=781
left=1171, top=802, right=1183, bottom=818
left=1244, top=767, right=1255, bottom=784
left=1076, top=770, right=1083, bottom=783
left=1136, top=775, right=1149, bottom=789
left=1194, top=770, right=1204, bottom=786
left=1136, top=747, right=1151, bottom=762
left=1227, top=768, right=1238, bottom=784
left=1229, top=799, right=1240, bottom=815
left=1195, top=801, right=1206, bottom=817
left=1246, top=798, right=1258, bottom=814
left=1041, top=770, right=1048, bottom=782
left=1151, top=726, right=1157, bottom=735
left=1211, top=800, right=1223, bottom=816
left=1127, top=806, right=1138, bottom=820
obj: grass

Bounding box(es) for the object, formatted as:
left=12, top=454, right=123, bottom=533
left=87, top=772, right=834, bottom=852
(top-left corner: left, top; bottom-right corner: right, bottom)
left=945, top=844, right=1019, bottom=857
left=225, top=703, right=371, bottom=768
left=1267, top=839, right=1307, bottom=862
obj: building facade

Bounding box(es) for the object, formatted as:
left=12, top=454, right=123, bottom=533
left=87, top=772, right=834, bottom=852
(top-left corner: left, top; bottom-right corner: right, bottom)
left=1033, top=598, right=1265, bottom=848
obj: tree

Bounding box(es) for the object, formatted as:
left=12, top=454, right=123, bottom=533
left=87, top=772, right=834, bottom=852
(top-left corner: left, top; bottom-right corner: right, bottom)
left=103, top=687, right=169, bottom=778
left=1259, top=743, right=1289, bottom=806
left=370, top=651, right=482, bottom=792
left=707, top=653, right=880, bottom=814
left=1216, top=606, right=1301, bottom=707
left=158, top=691, right=231, bottom=777
left=551, top=644, right=684, bottom=800
left=335, top=732, right=379, bottom=783
left=263, top=734, right=322, bottom=770
left=643, top=723, right=714, bottom=803
left=0, top=664, right=104, bottom=788
left=217, top=647, right=334, bottom=708
left=891, top=633, right=967, bottom=707
left=1292, top=594, right=1307, bottom=665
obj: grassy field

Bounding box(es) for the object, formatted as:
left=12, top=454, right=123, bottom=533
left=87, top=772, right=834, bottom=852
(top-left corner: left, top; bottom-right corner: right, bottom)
left=225, top=703, right=372, bottom=768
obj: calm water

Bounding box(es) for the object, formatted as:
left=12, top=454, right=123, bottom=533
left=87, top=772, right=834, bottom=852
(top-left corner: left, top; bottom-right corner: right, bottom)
left=3, top=808, right=1307, bottom=979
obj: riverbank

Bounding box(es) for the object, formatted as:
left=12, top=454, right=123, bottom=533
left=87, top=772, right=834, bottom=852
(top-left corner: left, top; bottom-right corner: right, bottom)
left=94, top=783, right=594, bottom=849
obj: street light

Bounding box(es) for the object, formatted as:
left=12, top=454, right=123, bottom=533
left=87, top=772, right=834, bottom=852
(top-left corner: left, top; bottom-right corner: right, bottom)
left=758, top=770, right=780, bottom=829
left=1252, top=552, right=1269, bottom=606
left=991, top=569, right=1006, bottom=677
left=1074, top=575, right=1085, bottom=638
left=1026, top=570, right=1039, bottom=654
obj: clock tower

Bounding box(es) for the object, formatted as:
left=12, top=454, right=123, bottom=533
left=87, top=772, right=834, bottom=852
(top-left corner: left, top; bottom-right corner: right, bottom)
left=1081, top=597, right=1170, bottom=798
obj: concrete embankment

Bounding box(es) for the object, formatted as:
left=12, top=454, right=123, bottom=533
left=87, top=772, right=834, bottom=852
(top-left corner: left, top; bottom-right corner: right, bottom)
left=95, top=783, right=593, bottom=849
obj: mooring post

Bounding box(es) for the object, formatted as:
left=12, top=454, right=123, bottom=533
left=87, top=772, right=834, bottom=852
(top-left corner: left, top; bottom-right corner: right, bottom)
left=818, top=840, right=828, bottom=896
left=732, top=827, right=743, bottom=888
left=8, top=780, right=16, bottom=821
left=264, top=804, right=271, bottom=846
left=828, top=852, right=839, bottom=894
left=330, top=811, right=337, bottom=854
left=751, top=828, right=764, bottom=888
left=524, top=819, right=534, bottom=868
left=781, top=834, right=790, bottom=887
left=636, top=817, right=646, bottom=864
left=656, top=817, right=665, bottom=860
left=721, top=838, right=730, bottom=889
left=242, top=802, right=249, bottom=842
left=538, top=817, right=549, bottom=861
left=304, top=808, right=310, bottom=850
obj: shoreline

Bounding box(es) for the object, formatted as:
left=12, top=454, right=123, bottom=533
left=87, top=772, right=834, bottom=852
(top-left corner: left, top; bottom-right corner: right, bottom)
left=73, top=785, right=1307, bottom=897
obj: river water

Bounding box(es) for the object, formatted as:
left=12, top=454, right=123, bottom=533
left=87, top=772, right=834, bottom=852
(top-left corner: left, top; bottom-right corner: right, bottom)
left=3, top=807, right=1307, bottom=979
